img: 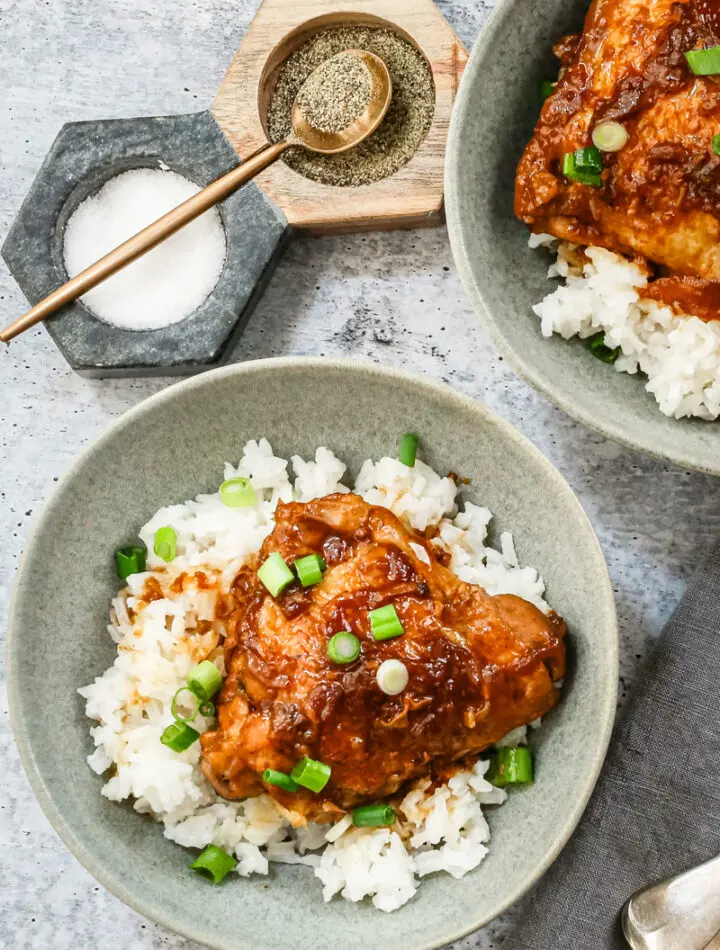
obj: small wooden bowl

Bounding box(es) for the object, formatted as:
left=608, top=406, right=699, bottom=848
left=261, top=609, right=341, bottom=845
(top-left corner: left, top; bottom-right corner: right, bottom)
left=212, top=0, right=467, bottom=233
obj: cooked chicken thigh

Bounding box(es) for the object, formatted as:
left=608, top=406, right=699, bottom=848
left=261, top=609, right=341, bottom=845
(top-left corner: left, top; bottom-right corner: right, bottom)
left=201, top=493, right=566, bottom=822
left=516, top=0, right=720, bottom=319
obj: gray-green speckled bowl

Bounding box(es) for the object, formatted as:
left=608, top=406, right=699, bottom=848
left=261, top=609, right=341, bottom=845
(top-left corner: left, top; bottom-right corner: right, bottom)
left=7, top=358, right=617, bottom=950
left=446, top=0, right=720, bottom=475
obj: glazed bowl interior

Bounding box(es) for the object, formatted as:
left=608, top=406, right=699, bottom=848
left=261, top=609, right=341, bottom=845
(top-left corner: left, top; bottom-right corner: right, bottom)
left=7, top=359, right=617, bottom=950
left=445, top=0, right=720, bottom=475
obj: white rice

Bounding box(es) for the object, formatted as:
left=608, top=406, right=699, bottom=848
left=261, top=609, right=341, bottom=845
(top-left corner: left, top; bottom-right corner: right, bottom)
left=78, top=439, right=548, bottom=912
left=530, top=234, right=720, bottom=420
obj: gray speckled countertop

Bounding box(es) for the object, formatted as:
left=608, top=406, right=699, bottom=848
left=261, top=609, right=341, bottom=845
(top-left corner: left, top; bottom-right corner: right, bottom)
left=2, top=1, right=719, bottom=948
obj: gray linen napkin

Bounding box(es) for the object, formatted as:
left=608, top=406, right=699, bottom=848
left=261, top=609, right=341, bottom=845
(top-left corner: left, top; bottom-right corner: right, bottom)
left=501, top=542, right=720, bottom=950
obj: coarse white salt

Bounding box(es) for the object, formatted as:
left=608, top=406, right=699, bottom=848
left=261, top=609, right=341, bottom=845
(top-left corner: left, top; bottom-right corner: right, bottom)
left=63, top=168, right=227, bottom=331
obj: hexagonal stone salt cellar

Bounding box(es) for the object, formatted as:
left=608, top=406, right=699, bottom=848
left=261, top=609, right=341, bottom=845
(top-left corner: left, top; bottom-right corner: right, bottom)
left=2, top=111, right=290, bottom=377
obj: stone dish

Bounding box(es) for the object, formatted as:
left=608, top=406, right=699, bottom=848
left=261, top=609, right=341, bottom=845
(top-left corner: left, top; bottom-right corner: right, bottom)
left=2, top=111, right=289, bottom=377
left=6, top=358, right=617, bottom=950
left=445, top=0, right=720, bottom=476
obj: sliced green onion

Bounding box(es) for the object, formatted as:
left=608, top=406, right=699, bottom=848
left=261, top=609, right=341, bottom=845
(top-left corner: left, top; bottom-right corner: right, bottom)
left=153, top=525, right=177, bottom=562
left=291, top=755, right=332, bottom=793
left=376, top=659, right=409, bottom=695
left=171, top=686, right=201, bottom=723
left=573, top=145, right=603, bottom=172
left=187, top=660, right=223, bottom=701
left=686, top=45, right=720, bottom=75
left=540, top=79, right=556, bottom=100
left=352, top=804, right=396, bottom=827
left=561, top=153, right=576, bottom=176
left=199, top=700, right=216, bottom=717
left=327, top=631, right=361, bottom=664
left=219, top=477, right=257, bottom=508
left=592, top=121, right=628, bottom=153
left=257, top=552, right=295, bottom=597
left=294, top=553, right=326, bottom=587
left=263, top=768, right=299, bottom=792
left=398, top=432, right=418, bottom=467
left=487, top=747, right=534, bottom=787
left=712, top=134, right=720, bottom=156
left=586, top=331, right=620, bottom=364
left=189, top=845, right=237, bottom=884
left=369, top=604, right=404, bottom=641
left=562, top=151, right=603, bottom=187
left=115, top=545, right=146, bottom=581
left=487, top=752, right=505, bottom=787
left=160, top=720, right=200, bottom=752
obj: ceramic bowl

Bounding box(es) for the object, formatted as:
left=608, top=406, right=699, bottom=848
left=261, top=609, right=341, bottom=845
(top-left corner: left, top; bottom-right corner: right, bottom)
left=7, top=358, right=617, bottom=950
left=445, top=0, right=720, bottom=475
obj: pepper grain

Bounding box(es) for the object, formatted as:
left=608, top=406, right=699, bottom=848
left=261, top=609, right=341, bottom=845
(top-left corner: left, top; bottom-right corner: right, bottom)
left=267, top=27, right=435, bottom=187
left=296, top=51, right=372, bottom=133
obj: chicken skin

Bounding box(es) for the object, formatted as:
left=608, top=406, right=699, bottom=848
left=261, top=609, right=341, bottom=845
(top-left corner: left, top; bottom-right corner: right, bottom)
left=201, top=494, right=566, bottom=822
left=516, top=0, right=720, bottom=319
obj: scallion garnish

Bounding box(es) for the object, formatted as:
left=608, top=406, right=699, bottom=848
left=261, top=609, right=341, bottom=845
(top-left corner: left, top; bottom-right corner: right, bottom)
left=586, top=331, right=620, bottom=364
left=398, top=432, right=418, bottom=467
left=219, top=476, right=257, bottom=508
left=327, top=631, right=361, bottom=664
left=294, top=553, right=326, bottom=587
left=562, top=153, right=578, bottom=177
left=713, top=134, right=720, bottom=156
left=369, top=604, right=404, bottom=641
left=189, top=845, right=237, bottom=884
left=291, top=756, right=332, bottom=793
left=153, top=525, right=177, bottom=562
left=257, top=552, right=295, bottom=597
left=167, top=663, right=221, bottom=727
left=686, top=45, right=720, bottom=75
left=487, top=747, right=534, bottom=787
left=562, top=149, right=603, bottom=187
left=187, top=660, right=223, bottom=701
left=376, top=658, right=409, bottom=695
left=115, top=545, right=146, bottom=581
left=171, top=686, right=201, bottom=723
left=160, top=720, right=200, bottom=752
left=352, top=804, right=396, bottom=827
left=592, top=121, right=628, bottom=153
left=263, top=768, right=299, bottom=792
left=540, top=79, right=556, bottom=100
left=573, top=145, right=603, bottom=172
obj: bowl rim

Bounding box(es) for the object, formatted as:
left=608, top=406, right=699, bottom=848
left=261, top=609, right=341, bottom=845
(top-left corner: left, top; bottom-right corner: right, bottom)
left=6, top=356, right=618, bottom=949
left=445, top=6, right=720, bottom=478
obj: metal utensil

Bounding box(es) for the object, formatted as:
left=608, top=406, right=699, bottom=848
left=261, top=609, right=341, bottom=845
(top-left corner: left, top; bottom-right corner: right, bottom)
left=622, top=855, right=720, bottom=950
left=0, top=49, right=392, bottom=343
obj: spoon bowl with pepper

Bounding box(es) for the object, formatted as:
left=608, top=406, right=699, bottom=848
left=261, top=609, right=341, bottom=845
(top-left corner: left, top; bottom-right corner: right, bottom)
left=289, top=49, right=392, bottom=154
left=0, top=49, right=392, bottom=343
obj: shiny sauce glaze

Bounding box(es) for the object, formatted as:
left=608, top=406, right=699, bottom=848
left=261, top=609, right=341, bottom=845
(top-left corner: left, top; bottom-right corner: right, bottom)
left=200, top=493, right=566, bottom=822
left=516, top=0, right=720, bottom=317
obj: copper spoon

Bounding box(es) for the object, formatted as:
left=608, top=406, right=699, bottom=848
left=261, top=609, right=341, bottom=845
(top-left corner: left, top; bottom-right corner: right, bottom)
left=0, top=50, right=392, bottom=343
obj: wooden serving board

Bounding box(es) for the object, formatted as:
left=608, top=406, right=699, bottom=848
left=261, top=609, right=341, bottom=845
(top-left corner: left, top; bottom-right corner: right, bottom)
left=212, top=0, right=467, bottom=233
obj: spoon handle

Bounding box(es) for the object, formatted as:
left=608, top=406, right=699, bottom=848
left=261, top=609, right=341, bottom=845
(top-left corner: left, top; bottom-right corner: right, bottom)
left=0, top=139, right=290, bottom=343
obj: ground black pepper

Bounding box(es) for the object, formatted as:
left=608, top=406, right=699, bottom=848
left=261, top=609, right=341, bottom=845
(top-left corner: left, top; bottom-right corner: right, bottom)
left=296, top=51, right=372, bottom=134
left=267, top=27, right=435, bottom=188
